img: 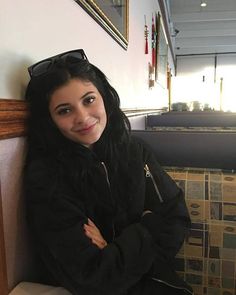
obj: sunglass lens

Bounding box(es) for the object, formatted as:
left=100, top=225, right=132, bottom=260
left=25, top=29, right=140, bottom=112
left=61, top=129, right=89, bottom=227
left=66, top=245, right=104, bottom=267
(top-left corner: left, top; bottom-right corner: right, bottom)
left=61, top=51, right=84, bottom=63
left=32, top=60, right=52, bottom=76
left=29, top=50, right=87, bottom=77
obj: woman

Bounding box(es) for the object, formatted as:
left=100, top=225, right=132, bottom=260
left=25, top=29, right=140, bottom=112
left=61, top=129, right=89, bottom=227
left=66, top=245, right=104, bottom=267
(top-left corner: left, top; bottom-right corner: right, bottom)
left=24, top=49, right=192, bottom=295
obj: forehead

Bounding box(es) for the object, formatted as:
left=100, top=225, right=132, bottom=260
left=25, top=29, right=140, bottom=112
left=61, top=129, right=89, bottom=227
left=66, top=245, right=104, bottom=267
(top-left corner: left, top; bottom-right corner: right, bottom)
left=53, top=79, right=97, bottom=96
left=49, top=79, right=102, bottom=105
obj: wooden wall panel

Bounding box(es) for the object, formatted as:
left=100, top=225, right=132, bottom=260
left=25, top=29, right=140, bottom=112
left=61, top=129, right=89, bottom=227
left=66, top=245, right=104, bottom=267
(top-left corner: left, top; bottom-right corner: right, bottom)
left=0, top=99, right=28, bottom=140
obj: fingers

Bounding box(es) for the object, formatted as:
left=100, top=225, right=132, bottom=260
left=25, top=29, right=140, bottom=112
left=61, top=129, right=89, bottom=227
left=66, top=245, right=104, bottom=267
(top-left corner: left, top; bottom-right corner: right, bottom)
left=88, top=218, right=96, bottom=227
left=84, top=227, right=107, bottom=249
left=84, top=219, right=107, bottom=249
left=91, top=236, right=107, bottom=249
left=84, top=222, right=100, bottom=239
left=84, top=223, right=100, bottom=240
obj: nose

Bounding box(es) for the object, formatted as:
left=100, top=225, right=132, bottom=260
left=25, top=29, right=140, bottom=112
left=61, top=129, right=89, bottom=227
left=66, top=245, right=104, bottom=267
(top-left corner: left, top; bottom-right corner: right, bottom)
left=73, top=106, right=88, bottom=124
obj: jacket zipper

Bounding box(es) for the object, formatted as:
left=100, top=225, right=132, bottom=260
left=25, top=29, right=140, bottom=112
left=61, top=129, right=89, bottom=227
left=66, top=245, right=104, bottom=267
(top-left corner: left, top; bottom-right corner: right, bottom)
left=144, top=164, right=164, bottom=203
left=151, top=278, right=194, bottom=295
left=145, top=167, right=193, bottom=294
left=101, top=161, right=111, bottom=187
left=101, top=162, right=115, bottom=241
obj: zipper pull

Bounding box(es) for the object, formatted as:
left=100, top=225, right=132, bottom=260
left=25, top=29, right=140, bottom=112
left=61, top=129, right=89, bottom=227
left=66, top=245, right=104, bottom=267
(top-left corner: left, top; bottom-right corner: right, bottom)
left=144, top=163, right=164, bottom=203
left=144, top=164, right=151, bottom=177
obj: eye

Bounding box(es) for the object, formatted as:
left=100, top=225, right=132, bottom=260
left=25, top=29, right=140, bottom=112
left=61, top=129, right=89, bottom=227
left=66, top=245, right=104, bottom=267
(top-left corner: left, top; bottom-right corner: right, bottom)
left=83, top=96, right=95, bottom=105
left=56, top=107, right=71, bottom=115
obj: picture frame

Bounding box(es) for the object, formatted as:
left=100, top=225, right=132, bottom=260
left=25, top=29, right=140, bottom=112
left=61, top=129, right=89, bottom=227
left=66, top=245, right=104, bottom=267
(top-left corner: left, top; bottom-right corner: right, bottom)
left=75, top=0, right=129, bottom=49
left=155, top=12, right=168, bottom=88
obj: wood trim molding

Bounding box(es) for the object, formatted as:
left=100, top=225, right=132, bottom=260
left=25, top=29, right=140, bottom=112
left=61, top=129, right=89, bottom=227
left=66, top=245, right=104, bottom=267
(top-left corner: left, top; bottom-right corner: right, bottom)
left=0, top=182, right=8, bottom=295
left=158, top=0, right=176, bottom=71
left=0, top=99, right=28, bottom=140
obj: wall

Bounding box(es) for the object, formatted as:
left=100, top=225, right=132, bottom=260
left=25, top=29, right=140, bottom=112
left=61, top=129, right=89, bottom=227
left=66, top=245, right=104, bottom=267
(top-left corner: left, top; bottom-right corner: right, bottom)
left=0, top=0, right=173, bottom=109
left=171, top=54, right=236, bottom=111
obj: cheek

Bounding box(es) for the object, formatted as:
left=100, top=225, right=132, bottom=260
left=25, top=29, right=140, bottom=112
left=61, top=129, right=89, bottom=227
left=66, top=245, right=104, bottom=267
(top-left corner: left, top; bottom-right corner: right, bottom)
left=100, top=105, right=107, bottom=127
left=49, top=105, right=67, bottom=132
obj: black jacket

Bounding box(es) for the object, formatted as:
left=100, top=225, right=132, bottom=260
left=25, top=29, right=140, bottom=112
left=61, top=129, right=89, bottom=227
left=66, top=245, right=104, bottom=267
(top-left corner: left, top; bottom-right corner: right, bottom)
left=25, top=136, right=192, bottom=295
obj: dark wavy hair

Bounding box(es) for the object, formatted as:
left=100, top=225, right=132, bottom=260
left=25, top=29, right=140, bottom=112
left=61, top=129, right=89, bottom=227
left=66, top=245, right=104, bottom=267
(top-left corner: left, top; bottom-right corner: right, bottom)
left=25, top=58, right=131, bottom=164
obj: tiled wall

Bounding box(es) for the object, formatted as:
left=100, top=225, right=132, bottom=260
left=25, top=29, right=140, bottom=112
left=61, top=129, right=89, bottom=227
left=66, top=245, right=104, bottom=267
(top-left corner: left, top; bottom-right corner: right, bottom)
left=165, top=167, right=236, bottom=295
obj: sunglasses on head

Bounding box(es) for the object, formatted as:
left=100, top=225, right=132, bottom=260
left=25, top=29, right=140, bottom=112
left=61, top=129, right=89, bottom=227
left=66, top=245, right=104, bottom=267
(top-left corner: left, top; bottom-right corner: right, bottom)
left=28, top=49, right=88, bottom=77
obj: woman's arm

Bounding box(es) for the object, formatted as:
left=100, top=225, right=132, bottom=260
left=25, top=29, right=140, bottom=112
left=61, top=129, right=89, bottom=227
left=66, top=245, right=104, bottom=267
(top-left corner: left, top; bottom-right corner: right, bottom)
left=25, top=158, right=158, bottom=295
left=141, top=142, right=191, bottom=260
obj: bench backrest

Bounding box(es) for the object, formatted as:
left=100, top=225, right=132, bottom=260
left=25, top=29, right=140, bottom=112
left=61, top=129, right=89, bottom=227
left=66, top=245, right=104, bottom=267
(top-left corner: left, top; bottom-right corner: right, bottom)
left=146, top=112, right=236, bottom=128
left=132, top=129, right=236, bottom=170
left=0, top=99, right=31, bottom=294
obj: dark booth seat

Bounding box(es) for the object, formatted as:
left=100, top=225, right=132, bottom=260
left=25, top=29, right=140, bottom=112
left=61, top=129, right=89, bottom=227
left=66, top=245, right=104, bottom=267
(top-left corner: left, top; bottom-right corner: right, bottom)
left=131, top=129, right=236, bottom=170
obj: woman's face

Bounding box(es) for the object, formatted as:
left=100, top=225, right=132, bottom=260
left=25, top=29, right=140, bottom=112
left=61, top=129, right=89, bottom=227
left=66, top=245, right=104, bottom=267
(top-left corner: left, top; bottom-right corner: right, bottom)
left=49, top=78, right=107, bottom=148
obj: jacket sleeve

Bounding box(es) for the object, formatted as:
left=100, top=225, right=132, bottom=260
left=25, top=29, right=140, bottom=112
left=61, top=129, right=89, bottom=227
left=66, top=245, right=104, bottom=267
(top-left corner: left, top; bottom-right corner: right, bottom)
left=25, top=158, right=158, bottom=295
left=141, top=142, right=191, bottom=261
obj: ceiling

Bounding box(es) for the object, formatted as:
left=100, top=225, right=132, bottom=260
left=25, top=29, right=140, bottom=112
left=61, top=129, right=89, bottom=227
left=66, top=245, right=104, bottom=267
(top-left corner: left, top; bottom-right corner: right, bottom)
left=168, top=0, right=236, bottom=56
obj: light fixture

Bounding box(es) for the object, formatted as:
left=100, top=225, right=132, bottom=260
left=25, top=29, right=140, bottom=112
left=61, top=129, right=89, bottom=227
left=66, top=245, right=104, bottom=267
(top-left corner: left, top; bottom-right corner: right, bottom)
left=200, top=1, right=207, bottom=7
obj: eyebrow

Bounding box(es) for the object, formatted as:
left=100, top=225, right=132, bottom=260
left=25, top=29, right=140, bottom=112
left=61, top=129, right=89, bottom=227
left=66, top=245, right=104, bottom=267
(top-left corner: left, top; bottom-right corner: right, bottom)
left=54, top=103, right=69, bottom=111
left=53, top=91, right=96, bottom=111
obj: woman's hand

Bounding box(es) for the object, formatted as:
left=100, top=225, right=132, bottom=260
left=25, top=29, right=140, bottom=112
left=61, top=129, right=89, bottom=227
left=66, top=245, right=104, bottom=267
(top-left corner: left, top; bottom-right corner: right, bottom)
left=84, top=218, right=107, bottom=249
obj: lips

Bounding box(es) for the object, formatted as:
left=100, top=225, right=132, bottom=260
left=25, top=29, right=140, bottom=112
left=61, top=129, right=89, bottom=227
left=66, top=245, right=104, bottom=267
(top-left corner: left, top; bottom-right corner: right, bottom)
left=74, top=122, right=97, bottom=134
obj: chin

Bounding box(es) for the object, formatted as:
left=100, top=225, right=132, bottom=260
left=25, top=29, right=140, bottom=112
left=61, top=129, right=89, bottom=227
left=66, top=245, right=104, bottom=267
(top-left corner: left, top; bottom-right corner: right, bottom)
left=69, top=132, right=103, bottom=146
left=77, top=137, right=100, bottom=147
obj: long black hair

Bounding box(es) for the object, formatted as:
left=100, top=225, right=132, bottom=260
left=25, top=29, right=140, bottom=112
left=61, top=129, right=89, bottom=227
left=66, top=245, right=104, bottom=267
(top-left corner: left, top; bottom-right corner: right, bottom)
left=25, top=57, right=131, bottom=165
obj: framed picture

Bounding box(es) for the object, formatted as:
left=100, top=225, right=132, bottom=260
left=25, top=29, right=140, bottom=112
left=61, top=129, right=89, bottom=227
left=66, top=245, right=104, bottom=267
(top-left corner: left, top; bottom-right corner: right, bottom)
left=155, top=12, right=168, bottom=88
left=75, top=0, right=129, bottom=49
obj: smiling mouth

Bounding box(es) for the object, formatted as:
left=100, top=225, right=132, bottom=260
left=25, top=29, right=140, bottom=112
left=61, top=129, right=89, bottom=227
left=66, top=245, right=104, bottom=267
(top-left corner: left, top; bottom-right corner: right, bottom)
left=76, top=122, right=97, bottom=134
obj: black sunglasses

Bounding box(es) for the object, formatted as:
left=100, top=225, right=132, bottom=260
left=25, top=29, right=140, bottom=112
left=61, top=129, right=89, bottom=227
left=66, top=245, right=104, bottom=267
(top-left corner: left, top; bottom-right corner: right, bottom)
left=28, top=49, right=88, bottom=77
